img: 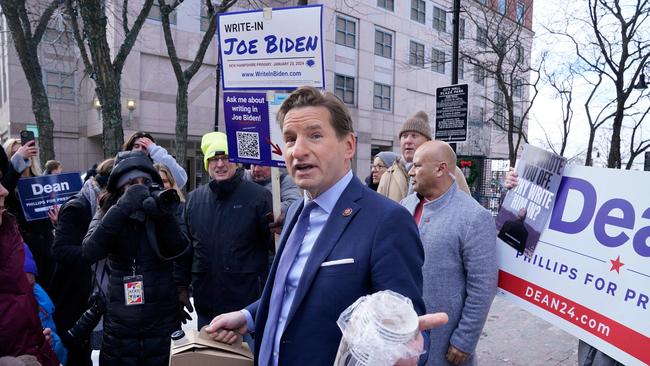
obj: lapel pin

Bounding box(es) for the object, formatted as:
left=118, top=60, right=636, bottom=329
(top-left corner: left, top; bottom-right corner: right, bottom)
left=342, top=208, right=352, bottom=217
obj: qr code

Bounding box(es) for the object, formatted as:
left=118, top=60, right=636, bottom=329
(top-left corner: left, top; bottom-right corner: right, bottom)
left=236, top=131, right=260, bottom=159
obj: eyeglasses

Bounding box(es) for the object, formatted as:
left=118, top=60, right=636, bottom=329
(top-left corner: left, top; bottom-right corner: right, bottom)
left=209, top=155, right=229, bottom=163
left=371, top=164, right=388, bottom=171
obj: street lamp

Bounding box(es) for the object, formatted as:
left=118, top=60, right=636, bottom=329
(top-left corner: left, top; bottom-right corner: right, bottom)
left=126, top=98, right=137, bottom=127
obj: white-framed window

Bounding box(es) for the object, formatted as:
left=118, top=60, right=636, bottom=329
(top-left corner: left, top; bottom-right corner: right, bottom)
left=200, top=4, right=211, bottom=31
left=459, top=58, right=465, bottom=79
left=375, top=28, right=393, bottom=59
left=498, top=0, right=507, bottom=14
left=513, top=77, right=524, bottom=98
left=432, top=48, right=446, bottom=74
left=335, top=16, right=356, bottom=48
left=477, top=27, right=488, bottom=48
left=148, top=3, right=177, bottom=24
left=409, top=41, right=425, bottom=67
left=459, top=18, right=466, bottom=39
left=373, top=83, right=392, bottom=111
left=377, top=0, right=394, bottom=11
left=517, top=2, right=526, bottom=23
left=411, top=0, right=426, bottom=24
left=433, top=6, right=447, bottom=32
left=334, top=74, right=355, bottom=104
left=45, top=71, right=74, bottom=101
left=474, top=65, right=486, bottom=85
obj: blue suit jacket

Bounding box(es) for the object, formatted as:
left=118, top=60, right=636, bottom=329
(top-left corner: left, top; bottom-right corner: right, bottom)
left=246, top=176, right=426, bottom=365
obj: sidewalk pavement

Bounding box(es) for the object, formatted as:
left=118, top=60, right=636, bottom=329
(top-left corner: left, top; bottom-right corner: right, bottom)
left=476, top=296, right=578, bottom=365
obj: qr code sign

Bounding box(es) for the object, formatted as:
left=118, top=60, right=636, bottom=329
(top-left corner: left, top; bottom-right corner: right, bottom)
left=236, top=131, right=261, bottom=159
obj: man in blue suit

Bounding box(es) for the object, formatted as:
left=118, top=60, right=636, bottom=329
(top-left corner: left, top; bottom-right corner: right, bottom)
left=206, top=86, right=446, bottom=365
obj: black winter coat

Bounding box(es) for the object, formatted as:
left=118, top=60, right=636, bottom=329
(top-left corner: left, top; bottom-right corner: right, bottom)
left=185, top=169, right=273, bottom=318
left=50, top=195, right=94, bottom=366
left=82, top=202, right=188, bottom=366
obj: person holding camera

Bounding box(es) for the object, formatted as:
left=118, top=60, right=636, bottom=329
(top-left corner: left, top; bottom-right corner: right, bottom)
left=82, top=151, right=189, bottom=366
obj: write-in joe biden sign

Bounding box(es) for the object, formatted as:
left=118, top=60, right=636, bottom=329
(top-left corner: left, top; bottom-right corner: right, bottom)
left=497, top=165, right=650, bottom=365
left=217, top=5, right=324, bottom=90
left=17, top=173, right=82, bottom=221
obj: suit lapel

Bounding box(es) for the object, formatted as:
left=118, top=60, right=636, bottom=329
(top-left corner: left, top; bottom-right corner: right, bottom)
left=285, top=179, right=364, bottom=324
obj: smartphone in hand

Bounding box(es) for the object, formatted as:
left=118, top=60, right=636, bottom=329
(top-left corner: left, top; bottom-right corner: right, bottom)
left=20, top=130, right=35, bottom=145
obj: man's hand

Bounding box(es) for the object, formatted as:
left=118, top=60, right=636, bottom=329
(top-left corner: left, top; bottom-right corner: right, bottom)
left=43, top=328, right=52, bottom=345
left=394, top=313, right=449, bottom=366
left=204, top=311, right=249, bottom=345
left=504, top=167, right=519, bottom=190
left=268, top=211, right=285, bottom=235
left=446, top=345, right=470, bottom=365
left=16, top=140, right=37, bottom=160
left=48, top=204, right=60, bottom=226
left=177, top=286, right=193, bottom=324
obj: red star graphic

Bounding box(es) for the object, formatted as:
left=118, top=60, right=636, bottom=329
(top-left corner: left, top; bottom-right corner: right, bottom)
left=609, top=256, right=624, bottom=274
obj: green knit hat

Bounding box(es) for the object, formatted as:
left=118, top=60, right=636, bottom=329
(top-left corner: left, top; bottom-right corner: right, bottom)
left=201, top=132, right=229, bottom=170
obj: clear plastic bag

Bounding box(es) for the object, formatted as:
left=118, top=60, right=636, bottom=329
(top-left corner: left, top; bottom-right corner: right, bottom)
left=334, top=290, right=421, bottom=366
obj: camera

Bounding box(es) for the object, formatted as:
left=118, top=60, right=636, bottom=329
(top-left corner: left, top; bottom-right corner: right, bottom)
left=149, top=183, right=180, bottom=207
left=67, top=291, right=106, bottom=341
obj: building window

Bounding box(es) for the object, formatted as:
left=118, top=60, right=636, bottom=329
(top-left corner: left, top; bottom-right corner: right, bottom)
left=411, top=0, right=426, bottom=24
left=45, top=71, right=74, bottom=101
left=335, top=16, right=356, bottom=48
left=375, top=29, right=393, bottom=58
left=474, top=65, right=486, bottom=85
left=409, top=41, right=425, bottom=67
left=200, top=4, right=211, bottom=31
left=44, top=15, right=73, bottom=44
left=459, top=58, right=465, bottom=79
left=497, top=34, right=507, bottom=53
left=514, top=115, right=523, bottom=128
left=459, top=18, right=466, bottom=39
left=431, top=48, right=446, bottom=74
left=477, top=27, right=488, bottom=48
left=494, top=90, right=505, bottom=123
left=334, top=74, right=355, bottom=104
left=516, top=43, right=526, bottom=62
left=513, top=77, right=523, bottom=98
left=148, top=3, right=177, bottom=24
left=433, top=6, right=447, bottom=32
left=498, top=0, right=507, bottom=14
left=377, top=0, right=394, bottom=11
left=517, top=2, right=526, bottom=23
left=477, top=0, right=487, bottom=4
left=373, top=83, right=392, bottom=111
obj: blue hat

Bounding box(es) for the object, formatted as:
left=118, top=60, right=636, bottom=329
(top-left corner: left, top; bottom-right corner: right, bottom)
left=376, top=151, right=398, bottom=168
left=23, top=243, right=38, bottom=276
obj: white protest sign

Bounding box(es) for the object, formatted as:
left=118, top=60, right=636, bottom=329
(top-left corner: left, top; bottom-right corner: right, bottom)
left=217, top=5, right=324, bottom=90
left=497, top=165, right=650, bottom=365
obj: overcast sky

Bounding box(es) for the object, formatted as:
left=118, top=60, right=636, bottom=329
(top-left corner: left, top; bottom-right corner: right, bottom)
left=528, top=0, right=650, bottom=168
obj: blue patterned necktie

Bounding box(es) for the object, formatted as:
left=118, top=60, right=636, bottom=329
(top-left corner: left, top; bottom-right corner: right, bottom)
left=258, top=201, right=317, bottom=366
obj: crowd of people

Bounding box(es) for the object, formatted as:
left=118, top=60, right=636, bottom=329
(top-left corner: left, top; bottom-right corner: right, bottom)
left=0, top=85, right=614, bottom=366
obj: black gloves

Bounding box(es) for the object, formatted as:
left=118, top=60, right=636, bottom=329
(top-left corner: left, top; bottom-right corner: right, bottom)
left=116, top=184, right=151, bottom=213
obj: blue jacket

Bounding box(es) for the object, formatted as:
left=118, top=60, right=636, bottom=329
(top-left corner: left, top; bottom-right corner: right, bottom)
left=246, top=176, right=427, bottom=365
left=34, top=283, right=68, bottom=365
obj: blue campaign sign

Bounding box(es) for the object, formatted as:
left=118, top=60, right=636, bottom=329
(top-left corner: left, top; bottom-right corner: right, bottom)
left=224, top=92, right=287, bottom=168
left=17, top=172, right=83, bottom=221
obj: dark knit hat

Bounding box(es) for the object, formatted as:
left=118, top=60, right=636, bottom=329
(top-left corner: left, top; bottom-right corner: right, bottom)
left=399, top=111, right=432, bottom=140
left=107, top=151, right=162, bottom=192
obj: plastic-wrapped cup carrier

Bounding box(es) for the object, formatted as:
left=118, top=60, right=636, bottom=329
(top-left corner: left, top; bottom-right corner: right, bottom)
left=336, top=290, right=420, bottom=366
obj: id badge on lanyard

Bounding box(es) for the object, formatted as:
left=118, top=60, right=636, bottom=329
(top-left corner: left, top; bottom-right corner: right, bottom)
left=123, top=260, right=145, bottom=306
